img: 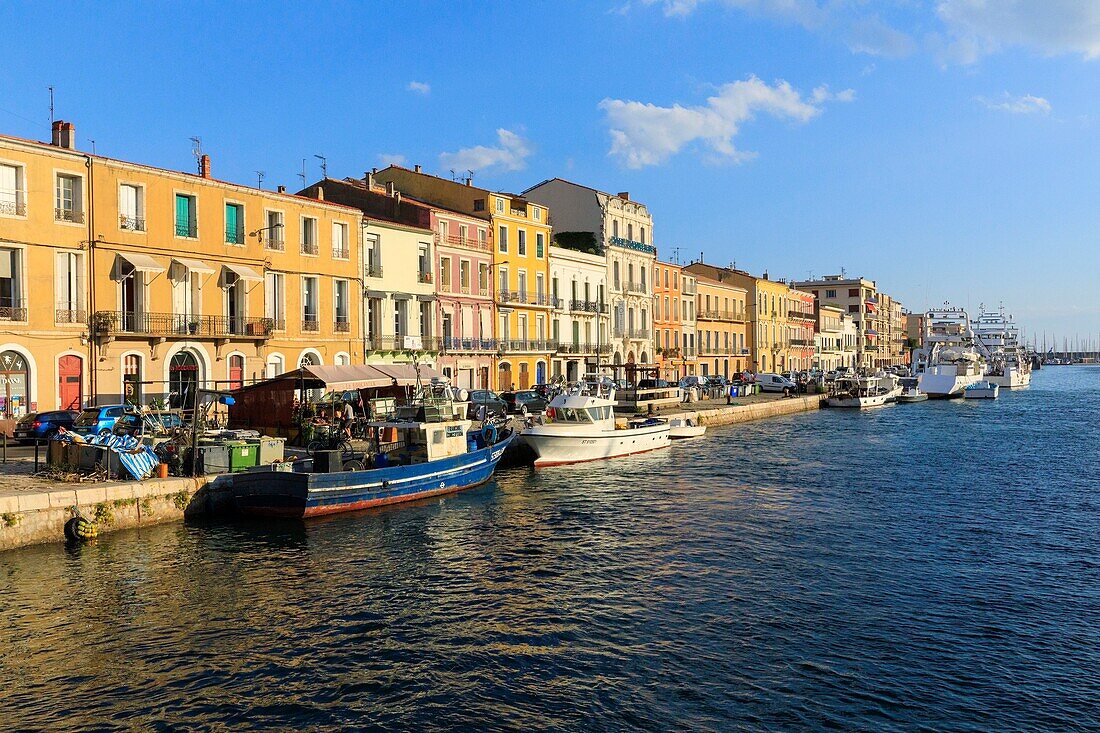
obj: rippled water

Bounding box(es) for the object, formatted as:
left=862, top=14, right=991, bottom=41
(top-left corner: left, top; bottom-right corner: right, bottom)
left=1, top=367, right=1098, bottom=731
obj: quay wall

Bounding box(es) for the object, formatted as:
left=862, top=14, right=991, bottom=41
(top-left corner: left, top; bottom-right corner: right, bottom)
left=0, top=476, right=226, bottom=552
left=692, top=395, right=823, bottom=426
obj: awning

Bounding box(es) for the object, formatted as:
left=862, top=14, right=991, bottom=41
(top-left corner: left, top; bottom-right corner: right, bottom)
left=219, top=263, right=263, bottom=287
left=111, top=253, right=166, bottom=280
left=172, top=257, right=215, bottom=274
left=392, top=293, right=413, bottom=301
left=299, top=363, right=441, bottom=391
left=416, top=294, right=436, bottom=302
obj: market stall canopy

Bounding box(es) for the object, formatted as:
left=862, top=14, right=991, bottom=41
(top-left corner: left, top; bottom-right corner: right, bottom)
left=298, top=363, right=440, bottom=391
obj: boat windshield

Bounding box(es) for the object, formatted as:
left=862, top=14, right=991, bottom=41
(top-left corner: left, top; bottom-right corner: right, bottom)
left=558, top=408, right=593, bottom=423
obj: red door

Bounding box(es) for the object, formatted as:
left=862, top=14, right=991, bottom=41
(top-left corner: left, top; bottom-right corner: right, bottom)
left=59, top=355, right=83, bottom=410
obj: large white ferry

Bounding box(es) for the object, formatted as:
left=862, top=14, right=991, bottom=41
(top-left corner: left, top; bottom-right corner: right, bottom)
left=973, top=304, right=1032, bottom=389
left=912, top=305, right=987, bottom=398
left=521, top=380, right=670, bottom=467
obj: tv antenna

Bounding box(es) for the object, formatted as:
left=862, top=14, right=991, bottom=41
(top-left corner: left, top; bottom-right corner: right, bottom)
left=298, top=158, right=307, bottom=188
left=450, top=169, right=457, bottom=182
left=256, top=170, right=265, bottom=189
left=314, top=154, right=327, bottom=179
left=189, top=137, right=203, bottom=171
left=467, top=169, right=475, bottom=182
left=48, top=86, right=54, bottom=126
left=669, top=246, right=682, bottom=264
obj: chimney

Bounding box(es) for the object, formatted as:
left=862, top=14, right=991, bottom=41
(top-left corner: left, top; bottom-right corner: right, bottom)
left=277, top=185, right=286, bottom=194
left=316, top=186, right=324, bottom=201
left=364, top=170, right=374, bottom=189
left=465, top=177, right=473, bottom=186
left=762, top=270, right=769, bottom=280
left=414, top=164, right=422, bottom=173
left=52, top=120, right=77, bottom=150
left=617, top=191, right=630, bottom=201
left=386, top=181, right=396, bottom=197
left=199, top=154, right=211, bottom=179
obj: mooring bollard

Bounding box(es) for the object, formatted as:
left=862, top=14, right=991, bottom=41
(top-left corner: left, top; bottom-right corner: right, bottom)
left=2, top=431, right=6, bottom=464
left=34, top=439, right=40, bottom=474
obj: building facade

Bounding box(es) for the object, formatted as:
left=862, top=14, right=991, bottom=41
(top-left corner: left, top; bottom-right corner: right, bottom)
left=653, top=260, right=696, bottom=381
left=794, top=275, right=906, bottom=369
left=375, top=166, right=553, bottom=390
left=694, top=274, right=749, bottom=379
left=549, top=244, right=609, bottom=381
left=0, top=122, right=363, bottom=419
left=522, top=179, right=656, bottom=368
left=788, top=288, right=817, bottom=371
left=814, top=304, right=859, bottom=371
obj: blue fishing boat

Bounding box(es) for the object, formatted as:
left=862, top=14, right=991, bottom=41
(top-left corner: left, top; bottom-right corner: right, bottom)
left=232, top=416, right=514, bottom=518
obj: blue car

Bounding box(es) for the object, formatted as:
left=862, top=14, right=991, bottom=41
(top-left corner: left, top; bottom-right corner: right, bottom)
left=12, top=410, right=79, bottom=444
left=71, top=404, right=129, bottom=438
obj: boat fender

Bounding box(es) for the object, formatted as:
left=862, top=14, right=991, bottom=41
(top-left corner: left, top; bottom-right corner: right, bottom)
left=64, top=516, right=98, bottom=542
left=482, top=424, right=498, bottom=446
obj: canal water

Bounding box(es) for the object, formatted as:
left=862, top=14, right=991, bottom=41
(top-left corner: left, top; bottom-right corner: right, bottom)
left=1, top=368, right=1098, bottom=731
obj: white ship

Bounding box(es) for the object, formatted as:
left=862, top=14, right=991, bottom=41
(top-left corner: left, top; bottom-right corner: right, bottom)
left=912, top=305, right=987, bottom=398
left=825, top=375, right=901, bottom=408
left=521, top=380, right=670, bottom=467
left=973, top=304, right=1032, bottom=388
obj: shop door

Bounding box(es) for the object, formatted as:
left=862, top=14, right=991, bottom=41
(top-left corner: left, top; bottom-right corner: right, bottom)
left=58, top=355, right=82, bottom=410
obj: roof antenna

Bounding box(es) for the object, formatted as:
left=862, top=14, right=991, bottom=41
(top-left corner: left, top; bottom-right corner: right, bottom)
left=298, top=158, right=307, bottom=188
left=467, top=169, right=475, bottom=182
left=89, top=139, right=96, bottom=155
left=256, top=170, right=265, bottom=189
left=450, top=169, right=457, bottom=182
left=48, top=86, right=55, bottom=127
left=314, top=154, right=327, bottom=179
left=189, top=137, right=203, bottom=170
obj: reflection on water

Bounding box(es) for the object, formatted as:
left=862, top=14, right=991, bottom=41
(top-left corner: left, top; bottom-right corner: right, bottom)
left=1, top=368, right=1098, bottom=731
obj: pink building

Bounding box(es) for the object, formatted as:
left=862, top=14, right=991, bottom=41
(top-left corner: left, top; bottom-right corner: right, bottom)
left=416, top=200, right=497, bottom=389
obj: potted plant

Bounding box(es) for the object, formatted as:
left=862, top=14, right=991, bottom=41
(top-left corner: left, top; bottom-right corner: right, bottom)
left=188, top=319, right=201, bottom=335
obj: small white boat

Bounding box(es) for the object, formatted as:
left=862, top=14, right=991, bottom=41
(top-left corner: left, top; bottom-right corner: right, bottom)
left=668, top=416, right=707, bottom=439
left=826, top=376, right=898, bottom=409
left=964, top=381, right=1000, bottom=399
left=896, top=377, right=928, bottom=403
left=521, top=380, right=670, bottom=467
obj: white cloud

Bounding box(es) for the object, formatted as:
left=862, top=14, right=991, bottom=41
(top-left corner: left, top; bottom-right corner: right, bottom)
left=378, top=153, right=408, bottom=166
left=600, top=76, right=851, bottom=168
left=976, top=93, right=1052, bottom=115
left=937, top=0, right=1100, bottom=61
left=439, top=129, right=532, bottom=173
left=407, top=81, right=431, bottom=95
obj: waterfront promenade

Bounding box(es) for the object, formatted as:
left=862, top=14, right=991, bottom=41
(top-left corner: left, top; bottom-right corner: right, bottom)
left=0, top=391, right=821, bottom=551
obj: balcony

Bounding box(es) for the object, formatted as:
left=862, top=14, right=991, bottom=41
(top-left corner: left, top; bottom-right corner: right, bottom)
left=55, top=208, right=84, bottom=224
left=460, top=285, right=471, bottom=295
left=0, top=298, right=28, bottom=321
left=435, top=232, right=491, bottom=252
left=265, top=234, right=285, bottom=251
left=333, top=246, right=350, bottom=260
left=301, top=240, right=319, bottom=256
left=790, top=338, right=813, bottom=346
left=498, top=290, right=557, bottom=307
left=418, top=271, right=433, bottom=284
left=55, top=305, right=87, bottom=324
left=557, top=342, right=599, bottom=354
left=365, top=264, right=383, bottom=278
left=0, top=199, right=26, bottom=217
left=302, top=319, right=320, bottom=332
left=443, top=337, right=498, bottom=352
left=334, top=320, right=351, bottom=333
left=225, top=227, right=245, bottom=245
left=698, top=309, right=747, bottom=322
left=503, top=339, right=555, bottom=353
left=91, top=311, right=273, bottom=338
left=608, top=236, right=657, bottom=256
left=625, top=281, right=648, bottom=295
left=699, top=345, right=737, bottom=356
left=366, top=335, right=440, bottom=352
left=626, top=328, right=651, bottom=340
left=175, top=221, right=197, bottom=238
left=119, top=215, right=145, bottom=232
left=788, top=309, right=815, bottom=322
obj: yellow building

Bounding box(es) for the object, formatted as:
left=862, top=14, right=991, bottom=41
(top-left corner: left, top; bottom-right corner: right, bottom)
left=694, top=275, right=749, bottom=378
left=0, top=121, right=362, bottom=416
left=374, top=166, right=553, bottom=389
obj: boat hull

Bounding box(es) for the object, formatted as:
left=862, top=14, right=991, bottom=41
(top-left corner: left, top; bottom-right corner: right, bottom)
left=826, top=394, right=893, bottom=408
left=669, top=425, right=707, bottom=439
left=522, top=422, right=670, bottom=467
left=918, top=369, right=983, bottom=398
left=897, top=393, right=929, bottom=403
left=986, top=367, right=1031, bottom=388
left=232, top=432, right=514, bottom=518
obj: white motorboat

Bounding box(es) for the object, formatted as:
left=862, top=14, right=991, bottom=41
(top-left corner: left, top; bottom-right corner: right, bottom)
left=973, top=304, right=1032, bottom=389
left=913, top=305, right=987, bottom=398
left=521, top=380, right=670, bottom=467
left=964, top=381, right=1000, bottom=399
left=895, top=377, right=928, bottom=403
left=668, top=416, right=707, bottom=439
left=825, top=376, right=899, bottom=408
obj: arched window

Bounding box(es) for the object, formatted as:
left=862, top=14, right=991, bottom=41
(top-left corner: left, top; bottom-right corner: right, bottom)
left=123, top=354, right=142, bottom=406
left=266, top=354, right=284, bottom=379
left=0, top=351, right=29, bottom=418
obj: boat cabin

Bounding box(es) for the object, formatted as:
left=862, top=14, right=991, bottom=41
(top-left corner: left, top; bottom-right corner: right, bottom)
left=367, top=418, right=474, bottom=466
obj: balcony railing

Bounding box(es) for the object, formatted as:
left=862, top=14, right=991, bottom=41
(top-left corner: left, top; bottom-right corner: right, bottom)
left=698, top=309, right=746, bottom=322
left=333, top=246, right=350, bottom=260
left=265, top=234, right=285, bottom=251
left=625, top=281, right=648, bottom=294
left=790, top=338, right=813, bottom=346
left=334, top=320, right=351, bottom=333
left=91, top=311, right=273, bottom=338
left=55, top=208, right=84, bottom=224
left=478, top=286, right=489, bottom=297
left=366, top=336, right=440, bottom=351
left=418, top=271, right=433, bottom=284
left=435, top=232, right=492, bottom=252
left=442, top=337, right=498, bottom=352
left=0, top=199, right=26, bottom=216
left=0, top=298, right=28, bottom=321
left=570, top=299, right=607, bottom=313
left=119, top=215, right=145, bottom=232
left=626, top=328, right=651, bottom=339
left=55, top=306, right=87, bottom=324
left=365, top=264, right=383, bottom=278
left=175, top=221, right=197, bottom=238
left=503, top=339, right=555, bottom=353
left=788, top=309, right=815, bottom=321
left=301, top=240, right=319, bottom=256
left=499, top=290, right=557, bottom=307
left=699, top=345, right=738, bottom=356
left=225, top=227, right=245, bottom=245
left=302, top=318, right=320, bottom=332
left=557, top=342, right=599, bottom=354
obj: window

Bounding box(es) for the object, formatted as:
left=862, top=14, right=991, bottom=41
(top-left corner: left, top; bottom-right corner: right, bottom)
left=518, top=230, right=526, bottom=256
left=499, top=267, right=508, bottom=296
left=612, top=220, right=619, bottom=238
left=55, top=251, right=85, bottom=323
left=301, top=217, right=318, bottom=255
left=848, top=304, right=859, bottom=313
left=225, top=203, right=244, bottom=244
left=495, top=198, right=504, bottom=213
left=849, top=288, right=860, bottom=297
left=440, top=256, right=452, bottom=290
left=118, top=184, right=144, bottom=231
left=517, top=271, right=527, bottom=297
left=302, top=276, right=319, bottom=330
left=332, top=222, right=349, bottom=259
left=641, top=267, right=647, bottom=290
left=0, top=247, right=25, bottom=320
left=175, top=194, right=196, bottom=237
left=0, top=164, right=25, bottom=216
left=334, top=279, right=349, bottom=331
left=478, top=263, right=489, bottom=293
left=533, top=207, right=542, bottom=222
left=266, top=354, right=284, bottom=379
left=365, top=234, right=381, bottom=277
left=536, top=273, right=545, bottom=302
left=418, top=245, right=431, bottom=282
left=613, top=261, right=620, bottom=290
left=266, top=210, right=285, bottom=250
left=536, top=232, right=544, bottom=258
left=124, top=355, right=142, bottom=405
left=460, top=260, right=470, bottom=291
left=478, top=228, right=487, bottom=247
left=265, top=272, right=285, bottom=329
left=498, top=225, right=508, bottom=253
left=55, top=173, right=83, bottom=223
left=627, top=223, right=633, bottom=240
left=474, top=198, right=486, bottom=212
left=640, top=226, right=646, bottom=244
left=825, top=289, right=837, bottom=298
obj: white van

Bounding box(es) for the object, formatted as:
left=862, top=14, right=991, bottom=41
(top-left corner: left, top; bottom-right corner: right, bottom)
left=757, top=373, right=797, bottom=393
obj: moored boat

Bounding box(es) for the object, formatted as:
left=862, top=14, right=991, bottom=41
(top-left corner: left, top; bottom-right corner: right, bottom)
left=913, top=305, right=987, bottom=398
left=668, top=416, right=707, bottom=439
left=896, top=377, right=928, bottom=403
left=825, top=376, right=898, bottom=409
left=963, top=381, right=1000, bottom=400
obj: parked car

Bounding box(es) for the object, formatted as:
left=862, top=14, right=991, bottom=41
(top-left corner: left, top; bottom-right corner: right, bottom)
left=678, top=375, right=705, bottom=390
left=705, top=375, right=730, bottom=388
left=637, top=378, right=672, bottom=389
left=757, top=373, right=798, bottom=394
left=71, top=404, right=129, bottom=438
left=12, top=410, right=79, bottom=444
left=465, top=390, right=508, bottom=421
left=112, top=410, right=185, bottom=438
left=500, top=389, right=548, bottom=416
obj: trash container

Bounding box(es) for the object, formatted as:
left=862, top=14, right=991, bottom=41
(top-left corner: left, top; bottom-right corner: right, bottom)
left=256, top=437, right=286, bottom=464
left=226, top=441, right=258, bottom=472
left=197, top=444, right=231, bottom=475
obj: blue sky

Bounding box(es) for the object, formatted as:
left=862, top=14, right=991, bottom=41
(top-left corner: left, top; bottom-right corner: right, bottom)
left=3, top=0, right=1098, bottom=344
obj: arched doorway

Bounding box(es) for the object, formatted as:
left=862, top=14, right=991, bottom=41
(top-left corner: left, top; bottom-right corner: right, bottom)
left=640, top=351, right=649, bottom=364
left=535, top=361, right=546, bottom=386
left=498, top=362, right=512, bottom=391
left=169, top=351, right=200, bottom=409
left=518, top=362, right=530, bottom=389
left=228, top=354, right=244, bottom=390
left=58, top=355, right=83, bottom=410
left=566, top=360, right=579, bottom=382
left=123, top=354, right=142, bottom=406
left=626, top=351, right=635, bottom=364
left=0, top=350, right=30, bottom=418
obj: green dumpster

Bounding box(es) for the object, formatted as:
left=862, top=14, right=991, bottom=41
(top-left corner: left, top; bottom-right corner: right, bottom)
left=226, top=441, right=258, bottom=472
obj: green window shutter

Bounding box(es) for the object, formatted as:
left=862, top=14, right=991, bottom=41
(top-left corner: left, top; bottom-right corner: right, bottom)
left=225, top=204, right=238, bottom=241
left=175, top=195, right=188, bottom=227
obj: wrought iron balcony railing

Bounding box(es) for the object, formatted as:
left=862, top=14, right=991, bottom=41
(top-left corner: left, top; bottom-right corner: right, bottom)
left=225, top=227, right=245, bottom=245
left=119, top=215, right=145, bottom=232
left=0, top=298, right=28, bottom=321
left=333, top=246, right=350, bottom=260
left=788, top=309, right=815, bottom=321
left=418, top=271, right=433, bottom=284
left=570, top=299, right=607, bottom=314
left=334, top=320, right=351, bottom=333
left=302, top=318, right=320, bottom=332
left=625, top=281, right=648, bottom=294
left=365, top=336, right=440, bottom=351
left=365, top=264, right=383, bottom=278
left=0, top=200, right=26, bottom=216
left=176, top=221, right=197, bottom=238
left=91, top=311, right=273, bottom=338
left=301, top=240, right=319, bottom=256
left=55, top=208, right=84, bottom=224
left=442, top=337, right=498, bottom=352
left=265, top=234, right=285, bottom=251
left=434, top=232, right=492, bottom=252
left=55, top=305, right=87, bottom=324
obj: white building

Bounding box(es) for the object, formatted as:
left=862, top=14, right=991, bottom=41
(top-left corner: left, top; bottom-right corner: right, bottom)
left=548, top=244, right=609, bottom=381
left=523, top=178, right=657, bottom=368
left=814, top=304, right=859, bottom=371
